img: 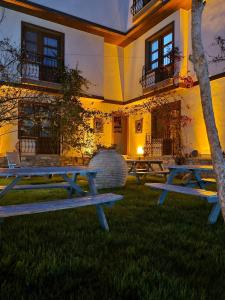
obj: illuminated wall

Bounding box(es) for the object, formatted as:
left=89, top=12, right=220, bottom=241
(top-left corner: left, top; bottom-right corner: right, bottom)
left=104, top=44, right=124, bottom=101
left=127, top=110, right=151, bottom=158
left=181, top=77, right=225, bottom=155
left=0, top=124, right=18, bottom=156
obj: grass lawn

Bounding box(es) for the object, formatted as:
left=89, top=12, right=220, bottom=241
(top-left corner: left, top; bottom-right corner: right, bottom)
left=0, top=175, right=225, bottom=300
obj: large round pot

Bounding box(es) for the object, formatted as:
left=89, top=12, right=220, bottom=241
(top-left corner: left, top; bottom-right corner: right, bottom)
left=89, top=149, right=128, bottom=189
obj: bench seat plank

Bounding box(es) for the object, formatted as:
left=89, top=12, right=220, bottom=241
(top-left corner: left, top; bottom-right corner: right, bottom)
left=145, top=183, right=218, bottom=203
left=0, top=182, right=70, bottom=191
left=0, top=193, right=123, bottom=218
left=129, top=171, right=154, bottom=175
left=153, top=170, right=169, bottom=175
left=202, top=178, right=216, bottom=183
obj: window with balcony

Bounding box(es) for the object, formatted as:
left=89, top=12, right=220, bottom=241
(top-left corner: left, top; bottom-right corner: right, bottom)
left=140, top=23, right=174, bottom=89
left=21, top=23, right=64, bottom=84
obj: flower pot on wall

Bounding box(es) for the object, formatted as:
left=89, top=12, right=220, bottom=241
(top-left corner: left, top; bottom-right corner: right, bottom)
left=89, top=149, right=128, bottom=189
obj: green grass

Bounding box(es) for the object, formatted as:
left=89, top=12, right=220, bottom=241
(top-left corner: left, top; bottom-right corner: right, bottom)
left=0, top=176, right=225, bottom=300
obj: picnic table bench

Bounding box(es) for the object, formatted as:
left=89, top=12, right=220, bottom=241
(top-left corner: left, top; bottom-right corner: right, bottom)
left=0, top=193, right=123, bottom=232
left=0, top=182, right=70, bottom=191
left=145, top=165, right=220, bottom=224
left=127, top=159, right=169, bottom=183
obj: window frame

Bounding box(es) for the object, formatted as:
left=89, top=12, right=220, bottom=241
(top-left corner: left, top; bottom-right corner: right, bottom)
left=21, top=22, right=65, bottom=81
left=145, top=22, right=175, bottom=74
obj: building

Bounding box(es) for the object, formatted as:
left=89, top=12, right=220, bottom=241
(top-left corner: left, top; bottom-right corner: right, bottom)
left=0, top=0, right=225, bottom=164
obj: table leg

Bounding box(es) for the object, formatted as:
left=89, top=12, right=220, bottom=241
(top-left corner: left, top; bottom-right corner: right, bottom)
left=158, top=169, right=178, bottom=205
left=0, top=176, right=21, bottom=198
left=129, top=162, right=135, bottom=173
left=148, top=162, right=154, bottom=172
left=96, top=205, right=109, bottom=231
left=193, top=170, right=206, bottom=189
left=62, top=174, right=86, bottom=196
left=67, top=173, right=79, bottom=197
left=86, top=172, right=110, bottom=230
left=87, top=172, right=98, bottom=195
left=136, top=173, right=141, bottom=184
left=208, top=202, right=221, bottom=224
left=158, top=163, right=164, bottom=171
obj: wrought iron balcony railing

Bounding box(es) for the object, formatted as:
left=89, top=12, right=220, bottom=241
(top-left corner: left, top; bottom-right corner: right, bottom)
left=131, top=0, right=152, bottom=16
left=140, top=64, right=174, bottom=89
left=131, top=0, right=169, bottom=16
left=21, top=52, right=63, bottom=84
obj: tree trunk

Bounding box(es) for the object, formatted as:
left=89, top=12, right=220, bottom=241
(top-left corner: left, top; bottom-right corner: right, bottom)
left=191, top=0, right=225, bottom=222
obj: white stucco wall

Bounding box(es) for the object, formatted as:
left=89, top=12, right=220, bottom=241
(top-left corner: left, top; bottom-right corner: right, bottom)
left=28, top=0, right=130, bottom=32
left=188, top=0, right=225, bottom=78
left=0, top=7, right=104, bottom=97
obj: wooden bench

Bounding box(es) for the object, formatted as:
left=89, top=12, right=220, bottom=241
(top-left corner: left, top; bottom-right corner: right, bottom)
left=130, top=170, right=168, bottom=184
left=0, top=193, right=123, bottom=232
left=184, top=177, right=216, bottom=187
left=0, top=182, right=70, bottom=191
left=129, top=171, right=155, bottom=184
left=145, top=183, right=220, bottom=224
left=201, top=178, right=216, bottom=184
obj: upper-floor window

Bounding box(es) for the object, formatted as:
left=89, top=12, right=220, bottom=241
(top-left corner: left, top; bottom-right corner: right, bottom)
left=146, top=24, right=174, bottom=73
left=141, top=23, right=174, bottom=89
left=21, top=22, right=64, bottom=83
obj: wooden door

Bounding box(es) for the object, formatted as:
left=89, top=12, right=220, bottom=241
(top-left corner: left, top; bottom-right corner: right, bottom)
left=112, top=116, right=128, bottom=155
left=151, top=101, right=181, bottom=155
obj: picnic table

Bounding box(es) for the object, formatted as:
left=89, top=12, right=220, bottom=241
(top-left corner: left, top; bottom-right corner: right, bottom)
left=0, top=166, right=99, bottom=198
left=146, top=165, right=220, bottom=224
left=0, top=166, right=123, bottom=231
left=126, top=159, right=168, bottom=183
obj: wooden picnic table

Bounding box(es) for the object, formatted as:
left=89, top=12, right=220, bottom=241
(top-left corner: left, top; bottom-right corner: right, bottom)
left=126, top=159, right=168, bottom=183
left=0, top=166, right=100, bottom=198
left=146, top=164, right=220, bottom=224
left=127, top=159, right=164, bottom=172
left=158, top=164, right=215, bottom=204
left=0, top=166, right=123, bottom=231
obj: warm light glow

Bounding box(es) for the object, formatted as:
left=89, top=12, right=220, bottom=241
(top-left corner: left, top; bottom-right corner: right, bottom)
left=137, top=146, right=144, bottom=156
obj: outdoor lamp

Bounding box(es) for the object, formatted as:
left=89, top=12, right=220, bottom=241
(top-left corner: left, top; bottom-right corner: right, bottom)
left=137, top=146, right=144, bottom=160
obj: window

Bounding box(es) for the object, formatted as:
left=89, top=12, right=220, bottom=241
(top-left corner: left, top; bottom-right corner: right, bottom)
left=144, top=24, right=174, bottom=84
left=22, top=23, right=64, bottom=83
left=18, top=102, right=60, bottom=154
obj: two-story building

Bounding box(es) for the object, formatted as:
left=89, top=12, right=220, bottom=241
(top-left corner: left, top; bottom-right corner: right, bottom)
left=0, top=0, right=225, bottom=163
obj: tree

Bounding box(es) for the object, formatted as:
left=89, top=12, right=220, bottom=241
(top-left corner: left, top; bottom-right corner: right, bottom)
left=191, top=0, right=225, bottom=221
left=53, top=67, right=101, bottom=163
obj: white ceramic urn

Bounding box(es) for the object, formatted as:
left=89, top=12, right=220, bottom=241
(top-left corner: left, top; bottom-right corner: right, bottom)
left=89, top=149, right=128, bottom=189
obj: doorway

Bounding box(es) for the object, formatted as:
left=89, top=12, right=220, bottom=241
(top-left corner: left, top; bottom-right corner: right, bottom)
left=112, top=116, right=128, bottom=155
left=151, top=101, right=181, bottom=155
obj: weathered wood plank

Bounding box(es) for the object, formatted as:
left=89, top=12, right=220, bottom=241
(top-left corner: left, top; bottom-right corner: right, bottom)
left=168, top=165, right=213, bottom=171
left=0, top=166, right=100, bottom=177
left=129, top=172, right=154, bottom=175
left=146, top=183, right=218, bottom=202
left=0, top=193, right=123, bottom=218
left=0, top=182, right=70, bottom=191
left=153, top=170, right=169, bottom=175
left=202, top=178, right=216, bottom=183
